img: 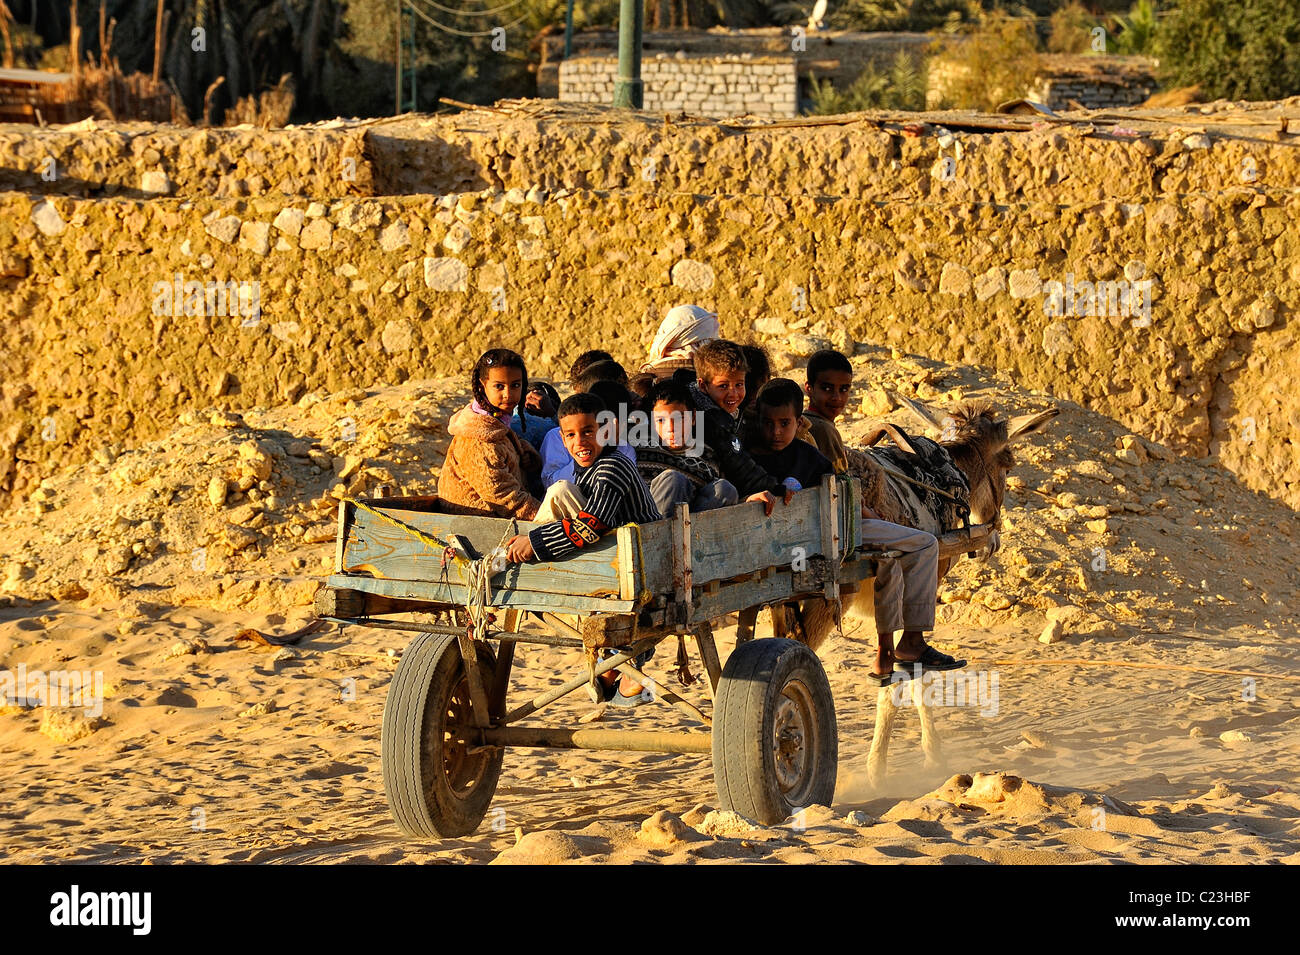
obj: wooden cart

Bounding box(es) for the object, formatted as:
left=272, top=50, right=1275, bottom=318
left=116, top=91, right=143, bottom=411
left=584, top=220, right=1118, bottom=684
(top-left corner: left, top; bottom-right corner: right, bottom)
left=315, top=474, right=990, bottom=837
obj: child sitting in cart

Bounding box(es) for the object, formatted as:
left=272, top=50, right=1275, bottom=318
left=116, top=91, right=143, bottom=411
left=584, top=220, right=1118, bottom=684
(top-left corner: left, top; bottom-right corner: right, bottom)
left=688, top=340, right=793, bottom=516
left=633, top=378, right=738, bottom=517
left=505, top=391, right=663, bottom=706
left=540, top=365, right=638, bottom=488
left=745, top=378, right=833, bottom=493
left=439, top=348, right=546, bottom=520
left=802, top=349, right=854, bottom=474
left=505, top=392, right=661, bottom=564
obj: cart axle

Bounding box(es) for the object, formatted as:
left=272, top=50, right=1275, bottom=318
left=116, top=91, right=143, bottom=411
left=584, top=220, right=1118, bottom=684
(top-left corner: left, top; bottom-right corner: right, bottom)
left=478, top=726, right=712, bottom=755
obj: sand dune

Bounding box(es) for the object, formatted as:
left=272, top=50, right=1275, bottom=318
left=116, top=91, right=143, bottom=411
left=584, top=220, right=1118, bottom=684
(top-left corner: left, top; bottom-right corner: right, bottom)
left=3, top=350, right=1299, bottom=864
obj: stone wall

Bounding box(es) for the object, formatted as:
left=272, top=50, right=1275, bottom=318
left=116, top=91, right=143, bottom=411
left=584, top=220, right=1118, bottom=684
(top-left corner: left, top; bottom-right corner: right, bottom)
left=0, top=120, right=371, bottom=198
left=1026, top=55, right=1157, bottom=111
left=2, top=103, right=1299, bottom=516
left=928, top=54, right=1157, bottom=111
left=538, top=29, right=933, bottom=102
left=559, top=55, right=798, bottom=119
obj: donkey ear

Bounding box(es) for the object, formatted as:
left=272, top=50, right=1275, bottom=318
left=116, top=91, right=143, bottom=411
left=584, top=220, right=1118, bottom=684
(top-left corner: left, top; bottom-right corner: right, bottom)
left=1006, top=408, right=1060, bottom=443
left=893, top=393, right=944, bottom=434
left=862, top=424, right=920, bottom=455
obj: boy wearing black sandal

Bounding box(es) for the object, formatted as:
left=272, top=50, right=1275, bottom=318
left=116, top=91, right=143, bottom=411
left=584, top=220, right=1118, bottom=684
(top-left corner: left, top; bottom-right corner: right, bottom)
left=863, top=509, right=966, bottom=682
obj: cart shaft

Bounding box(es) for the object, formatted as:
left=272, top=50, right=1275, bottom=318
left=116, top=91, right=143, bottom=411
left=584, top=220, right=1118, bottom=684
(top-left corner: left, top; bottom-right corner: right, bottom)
left=478, top=726, right=712, bottom=755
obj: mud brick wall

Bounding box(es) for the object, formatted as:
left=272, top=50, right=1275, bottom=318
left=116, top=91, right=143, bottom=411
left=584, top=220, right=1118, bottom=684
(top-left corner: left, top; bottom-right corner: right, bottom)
left=2, top=105, right=1298, bottom=514
left=559, top=55, right=798, bottom=119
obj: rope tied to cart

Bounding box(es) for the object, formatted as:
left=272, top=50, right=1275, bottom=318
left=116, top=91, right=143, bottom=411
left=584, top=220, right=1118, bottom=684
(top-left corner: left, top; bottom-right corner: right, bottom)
left=344, top=497, right=472, bottom=569
left=343, top=497, right=516, bottom=634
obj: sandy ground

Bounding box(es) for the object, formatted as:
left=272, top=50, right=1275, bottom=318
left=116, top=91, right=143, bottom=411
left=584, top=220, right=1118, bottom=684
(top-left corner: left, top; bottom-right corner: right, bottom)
left=3, top=350, right=1299, bottom=864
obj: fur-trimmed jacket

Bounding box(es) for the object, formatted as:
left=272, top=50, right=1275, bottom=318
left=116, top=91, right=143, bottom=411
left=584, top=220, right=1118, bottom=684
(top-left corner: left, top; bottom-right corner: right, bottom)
left=438, top=403, right=542, bottom=519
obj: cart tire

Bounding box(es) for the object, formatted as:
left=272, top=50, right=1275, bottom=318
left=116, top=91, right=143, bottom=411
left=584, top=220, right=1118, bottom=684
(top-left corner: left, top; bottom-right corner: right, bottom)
left=712, top=638, right=837, bottom=826
left=381, top=632, right=503, bottom=838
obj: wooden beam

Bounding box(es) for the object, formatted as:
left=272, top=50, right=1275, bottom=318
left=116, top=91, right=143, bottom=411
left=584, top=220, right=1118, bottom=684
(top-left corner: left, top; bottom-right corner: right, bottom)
left=735, top=605, right=758, bottom=644
left=695, top=622, right=721, bottom=697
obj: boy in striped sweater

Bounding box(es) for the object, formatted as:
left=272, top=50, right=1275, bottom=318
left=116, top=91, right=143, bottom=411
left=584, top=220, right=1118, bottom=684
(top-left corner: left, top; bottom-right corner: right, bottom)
left=505, top=392, right=662, bottom=707
left=505, top=392, right=661, bottom=565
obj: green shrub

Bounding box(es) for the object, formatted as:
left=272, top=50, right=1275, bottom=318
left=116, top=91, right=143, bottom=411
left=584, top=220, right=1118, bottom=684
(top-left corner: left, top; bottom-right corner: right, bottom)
left=1111, top=0, right=1158, bottom=55
left=807, top=50, right=927, bottom=114
left=931, top=13, right=1041, bottom=110
left=1154, top=0, right=1300, bottom=100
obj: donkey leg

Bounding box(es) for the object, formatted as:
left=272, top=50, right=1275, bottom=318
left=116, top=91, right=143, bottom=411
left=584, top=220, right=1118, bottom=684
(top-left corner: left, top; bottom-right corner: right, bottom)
left=867, top=681, right=899, bottom=788
left=912, top=677, right=943, bottom=768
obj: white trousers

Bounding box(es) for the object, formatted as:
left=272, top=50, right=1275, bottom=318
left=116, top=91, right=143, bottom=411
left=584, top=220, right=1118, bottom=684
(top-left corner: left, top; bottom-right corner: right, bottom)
left=536, top=480, right=587, bottom=522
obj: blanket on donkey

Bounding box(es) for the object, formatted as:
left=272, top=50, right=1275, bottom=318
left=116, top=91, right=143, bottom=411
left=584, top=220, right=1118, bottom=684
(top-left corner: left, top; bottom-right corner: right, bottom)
left=858, top=432, right=971, bottom=535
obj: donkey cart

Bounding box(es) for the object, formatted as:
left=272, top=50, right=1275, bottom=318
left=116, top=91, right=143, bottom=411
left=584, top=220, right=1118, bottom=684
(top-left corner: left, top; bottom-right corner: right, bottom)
left=315, top=475, right=990, bottom=837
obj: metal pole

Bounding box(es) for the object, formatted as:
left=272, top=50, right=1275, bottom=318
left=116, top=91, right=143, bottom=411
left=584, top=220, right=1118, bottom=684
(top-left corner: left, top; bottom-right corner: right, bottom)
left=612, top=0, right=642, bottom=108
left=409, top=8, right=417, bottom=112
left=394, top=0, right=401, bottom=114
left=563, top=0, right=574, bottom=59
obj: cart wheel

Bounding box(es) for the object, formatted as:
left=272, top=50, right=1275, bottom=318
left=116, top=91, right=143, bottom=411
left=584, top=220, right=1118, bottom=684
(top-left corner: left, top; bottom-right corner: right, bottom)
left=381, top=632, right=503, bottom=838
left=712, top=638, right=837, bottom=826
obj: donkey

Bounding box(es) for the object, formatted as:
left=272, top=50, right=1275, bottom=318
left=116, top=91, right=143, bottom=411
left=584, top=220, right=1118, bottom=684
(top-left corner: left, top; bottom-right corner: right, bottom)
left=795, top=395, right=1057, bottom=786
left=798, top=394, right=1059, bottom=654
left=790, top=394, right=1055, bottom=784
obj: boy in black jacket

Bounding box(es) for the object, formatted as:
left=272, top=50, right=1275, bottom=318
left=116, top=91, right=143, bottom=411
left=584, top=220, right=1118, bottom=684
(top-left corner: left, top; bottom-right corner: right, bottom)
left=687, top=340, right=792, bottom=515
left=747, top=378, right=834, bottom=492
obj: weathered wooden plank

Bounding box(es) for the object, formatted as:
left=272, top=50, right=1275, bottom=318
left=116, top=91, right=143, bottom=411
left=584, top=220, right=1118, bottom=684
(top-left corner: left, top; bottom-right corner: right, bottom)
left=689, top=570, right=799, bottom=623
left=314, top=586, right=430, bottom=617
left=335, top=500, right=349, bottom=574
left=670, top=503, right=694, bottom=616
left=842, top=476, right=862, bottom=552
left=686, top=488, right=826, bottom=585
left=937, top=524, right=992, bottom=561
left=366, top=494, right=442, bottom=513
left=735, top=605, right=759, bottom=644
left=631, top=519, right=673, bottom=594
left=479, top=726, right=712, bottom=755
left=695, top=622, right=722, bottom=697
left=687, top=553, right=884, bottom=623
left=819, top=474, right=841, bottom=604
left=456, top=625, right=492, bottom=728
left=841, top=554, right=890, bottom=587
left=489, top=641, right=515, bottom=719
left=616, top=525, right=636, bottom=602
left=324, top=573, right=637, bottom=615
left=342, top=504, right=623, bottom=598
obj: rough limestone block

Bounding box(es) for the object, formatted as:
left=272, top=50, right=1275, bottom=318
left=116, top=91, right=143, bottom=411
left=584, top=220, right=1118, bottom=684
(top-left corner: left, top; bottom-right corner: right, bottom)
left=205, top=214, right=241, bottom=244
left=239, top=220, right=271, bottom=255
left=940, top=262, right=972, bottom=296
left=1008, top=268, right=1042, bottom=299
left=424, top=256, right=468, bottom=291
left=298, top=217, right=333, bottom=250
left=671, top=258, right=715, bottom=292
